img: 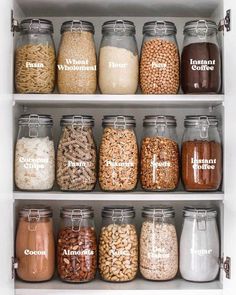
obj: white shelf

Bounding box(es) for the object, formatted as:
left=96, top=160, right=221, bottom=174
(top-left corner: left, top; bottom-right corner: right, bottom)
left=13, top=191, right=224, bottom=201
left=15, top=277, right=222, bottom=295
left=13, top=94, right=224, bottom=108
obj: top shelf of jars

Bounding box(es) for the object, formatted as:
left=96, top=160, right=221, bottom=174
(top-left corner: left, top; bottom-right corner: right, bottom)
left=16, top=0, right=220, bottom=17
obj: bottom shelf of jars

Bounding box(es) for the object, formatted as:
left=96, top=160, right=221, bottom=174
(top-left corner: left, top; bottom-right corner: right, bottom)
left=15, top=276, right=223, bottom=295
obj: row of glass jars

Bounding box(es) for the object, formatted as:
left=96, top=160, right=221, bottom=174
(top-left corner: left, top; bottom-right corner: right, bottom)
left=15, top=205, right=220, bottom=283
left=14, top=18, right=221, bottom=95
left=15, top=114, right=222, bottom=192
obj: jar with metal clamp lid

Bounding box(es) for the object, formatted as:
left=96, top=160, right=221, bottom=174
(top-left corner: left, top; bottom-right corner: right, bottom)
left=16, top=205, right=55, bottom=282
left=57, top=20, right=97, bottom=94
left=57, top=115, right=97, bottom=191
left=99, top=206, right=138, bottom=282
left=57, top=206, right=97, bottom=283
left=98, top=20, right=139, bottom=94
left=181, top=20, right=221, bottom=94
left=182, top=115, right=222, bottom=191
left=140, top=206, right=178, bottom=281
left=99, top=115, right=138, bottom=191
left=180, top=207, right=220, bottom=282
left=15, top=18, right=56, bottom=94
left=15, top=114, right=55, bottom=191
left=141, top=115, right=179, bottom=191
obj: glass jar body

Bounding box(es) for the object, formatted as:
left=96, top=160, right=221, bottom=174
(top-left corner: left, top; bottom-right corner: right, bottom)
left=15, top=32, right=56, bottom=94
left=57, top=125, right=97, bottom=191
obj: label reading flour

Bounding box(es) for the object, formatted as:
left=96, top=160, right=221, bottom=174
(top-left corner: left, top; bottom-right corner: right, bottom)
left=191, top=158, right=216, bottom=170
left=57, top=59, right=96, bottom=71
left=108, top=62, right=128, bottom=69
left=19, top=157, right=48, bottom=170
left=190, top=59, right=216, bottom=71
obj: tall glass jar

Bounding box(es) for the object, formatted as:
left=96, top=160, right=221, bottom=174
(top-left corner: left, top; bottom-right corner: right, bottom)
left=141, top=115, right=179, bottom=191
left=99, top=206, right=138, bottom=282
left=57, top=20, right=97, bottom=94
left=181, top=20, right=221, bottom=94
left=140, top=21, right=180, bottom=94
left=99, top=115, right=138, bottom=191
left=140, top=206, right=178, bottom=281
left=57, top=115, right=97, bottom=191
left=182, top=115, right=222, bottom=191
left=180, top=207, right=220, bottom=282
left=57, top=206, right=97, bottom=283
left=15, top=114, right=55, bottom=191
left=16, top=206, right=55, bottom=282
left=99, top=20, right=139, bottom=94
left=15, top=19, right=56, bottom=93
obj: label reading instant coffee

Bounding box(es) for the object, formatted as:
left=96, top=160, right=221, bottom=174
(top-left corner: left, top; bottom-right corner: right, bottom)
left=57, top=59, right=96, bottom=71
left=19, top=157, right=49, bottom=170
left=191, top=158, right=216, bottom=170
left=189, top=59, right=216, bottom=71
left=105, top=160, right=134, bottom=167
left=190, top=248, right=213, bottom=256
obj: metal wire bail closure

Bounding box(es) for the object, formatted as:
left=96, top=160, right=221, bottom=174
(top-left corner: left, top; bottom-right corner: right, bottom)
left=196, top=20, right=208, bottom=39
left=113, top=20, right=126, bottom=32
left=195, top=209, right=208, bottom=231
left=71, top=209, right=83, bottom=232
left=29, top=19, right=41, bottom=32
left=154, top=21, right=167, bottom=35
left=155, top=115, right=167, bottom=136
left=111, top=209, right=125, bottom=224
left=152, top=208, right=166, bottom=226
left=70, top=20, right=83, bottom=32
left=27, top=209, right=40, bottom=232
left=114, top=116, right=127, bottom=129
left=198, top=116, right=210, bottom=139
left=27, top=114, right=40, bottom=138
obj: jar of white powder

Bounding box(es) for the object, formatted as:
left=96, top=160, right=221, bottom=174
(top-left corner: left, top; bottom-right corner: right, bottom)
left=180, top=207, right=220, bottom=282
left=15, top=114, right=55, bottom=191
left=98, top=20, right=139, bottom=94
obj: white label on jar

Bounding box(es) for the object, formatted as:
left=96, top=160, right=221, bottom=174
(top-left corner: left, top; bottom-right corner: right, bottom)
left=190, top=248, right=213, bottom=256
left=24, top=249, right=47, bottom=256
left=68, top=161, right=90, bottom=168
left=105, top=160, right=134, bottom=167
left=110, top=249, right=130, bottom=257
left=63, top=249, right=94, bottom=256
left=148, top=247, right=170, bottom=259
left=190, top=59, right=215, bottom=71
left=151, top=160, right=171, bottom=168
left=151, top=62, right=167, bottom=69
left=19, top=157, right=48, bottom=170
left=191, top=158, right=216, bottom=170
left=26, top=62, right=44, bottom=68
left=108, top=61, right=128, bottom=69
left=57, top=59, right=96, bottom=71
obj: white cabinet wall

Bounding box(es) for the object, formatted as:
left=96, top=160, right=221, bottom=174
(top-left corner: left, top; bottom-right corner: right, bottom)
left=0, top=0, right=236, bottom=294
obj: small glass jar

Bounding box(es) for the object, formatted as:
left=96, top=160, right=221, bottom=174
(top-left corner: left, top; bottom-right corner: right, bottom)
left=15, top=114, right=55, bottom=191
left=99, top=206, right=138, bottom=282
left=15, top=19, right=56, bottom=94
left=99, top=20, right=139, bottom=94
left=57, top=206, right=97, bottom=283
left=99, top=115, right=138, bottom=191
left=57, top=115, right=97, bottom=191
left=180, top=207, right=220, bottom=282
left=140, top=21, right=180, bottom=94
left=57, top=20, right=97, bottom=94
left=16, top=206, right=55, bottom=282
left=141, top=115, right=179, bottom=191
left=140, top=206, right=178, bottom=281
left=182, top=115, right=222, bottom=191
left=181, top=20, right=221, bottom=94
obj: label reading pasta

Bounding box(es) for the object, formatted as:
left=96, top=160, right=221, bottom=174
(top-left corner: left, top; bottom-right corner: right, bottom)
left=26, top=62, right=44, bottom=68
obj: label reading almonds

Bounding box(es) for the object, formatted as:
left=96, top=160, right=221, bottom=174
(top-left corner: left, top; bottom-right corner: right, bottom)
left=189, top=59, right=216, bottom=71
left=63, top=249, right=94, bottom=256
left=57, top=59, right=96, bottom=71
left=191, top=158, right=216, bottom=170
left=19, top=157, right=48, bottom=170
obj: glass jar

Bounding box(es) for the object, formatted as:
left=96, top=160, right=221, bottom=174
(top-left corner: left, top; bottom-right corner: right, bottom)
left=57, top=20, right=97, bottom=94
left=99, top=206, right=138, bottom=282
left=98, top=20, right=139, bottom=94
left=140, top=21, right=180, bottom=94
left=141, top=115, right=179, bottom=191
left=57, top=206, right=97, bottom=283
left=16, top=206, right=55, bottom=282
left=57, top=115, right=97, bottom=191
left=99, top=115, right=138, bottom=191
left=182, top=115, right=222, bottom=191
left=15, top=114, right=55, bottom=191
left=181, top=20, right=221, bottom=94
left=180, top=207, right=220, bottom=282
left=140, top=206, right=178, bottom=281
left=15, top=19, right=56, bottom=94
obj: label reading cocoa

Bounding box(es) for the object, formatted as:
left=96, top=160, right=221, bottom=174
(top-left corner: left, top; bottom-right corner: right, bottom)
left=151, top=61, right=167, bottom=69
left=105, top=160, right=134, bottom=167
left=19, top=157, right=48, bottom=170
left=189, top=59, right=216, bottom=71
left=63, top=249, right=94, bottom=256
left=111, top=249, right=130, bottom=257
left=57, top=59, right=96, bottom=71
left=108, top=61, right=128, bottom=69
left=191, top=158, right=216, bottom=170
left=190, top=248, right=213, bottom=256
left=26, top=61, right=44, bottom=68
left=24, top=249, right=47, bottom=256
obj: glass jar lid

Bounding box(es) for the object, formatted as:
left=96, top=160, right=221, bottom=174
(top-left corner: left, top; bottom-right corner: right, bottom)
left=184, top=19, right=218, bottom=34
left=143, top=21, right=177, bottom=35
left=19, top=205, right=52, bottom=218
left=184, top=115, right=218, bottom=127
left=61, top=20, right=94, bottom=34
left=143, top=115, right=177, bottom=127
left=60, top=115, right=94, bottom=127
left=18, top=114, right=53, bottom=126
left=183, top=206, right=217, bottom=218
left=102, top=115, right=136, bottom=128
left=142, top=205, right=175, bottom=218
left=20, top=19, right=53, bottom=33
left=102, top=20, right=135, bottom=34
left=61, top=206, right=94, bottom=219
left=102, top=206, right=135, bottom=218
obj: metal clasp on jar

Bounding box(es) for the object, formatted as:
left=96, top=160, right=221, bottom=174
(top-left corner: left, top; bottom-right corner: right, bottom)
left=111, top=209, right=125, bottom=224
left=71, top=209, right=83, bottom=232
left=195, top=209, right=208, bottom=231
left=27, top=114, right=40, bottom=138
left=27, top=209, right=40, bottom=232
left=70, top=20, right=83, bottom=32
left=155, top=115, right=168, bottom=137
left=113, top=20, right=126, bottom=33
left=198, top=116, right=210, bottom=139
left=72, top=115, right=85, bottom=136
left=29, top=19, right=42, bottom=32
left=195, top=20, right=208, bottom=40
left=154, top=21, right=167, bottom=36
left=114, top=116, right=127, bottom=129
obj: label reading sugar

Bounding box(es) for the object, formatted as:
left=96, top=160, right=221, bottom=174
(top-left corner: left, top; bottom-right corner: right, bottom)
left=190, top=59, right=216, bottom=71
left=26, top=62, right=44, bottom=68
left=19, top=157, right=48, bottom=170
left=191, top=158, right=216, bottom=170
left=57, top=59, right=96, bottom=71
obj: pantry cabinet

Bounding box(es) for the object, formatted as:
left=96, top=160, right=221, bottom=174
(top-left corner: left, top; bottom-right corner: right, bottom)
left=0, top=0, right=236, bottom=294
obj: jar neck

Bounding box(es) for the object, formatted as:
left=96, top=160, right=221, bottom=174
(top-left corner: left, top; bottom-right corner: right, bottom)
left=102, top=216, right=134, bottom=225
left=103, top=30, right=134, bottom=37
left=18, top=125, right=53, bottom=139
left=144, top=215, right=175, bottom=225
left=183, top=125, right=220, bottom=142
left=183, top=31, right=218, bottom=46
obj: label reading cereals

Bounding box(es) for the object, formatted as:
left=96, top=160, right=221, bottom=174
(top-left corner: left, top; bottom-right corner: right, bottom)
left=191, top=158, right=216, bottom=170
left=19, top=157, right=49, bottom=170
left=148, top=247, right=170, bottom=259
left=57, top=59, right=96, bottom=71
left=190, top=248, right=213, bottom=256
left=189, top=59, right=216, bottom=71
left=105, top=160, right=134, bottom=167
